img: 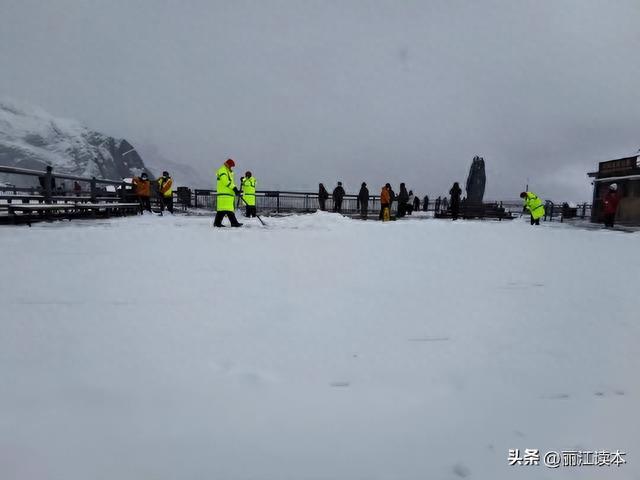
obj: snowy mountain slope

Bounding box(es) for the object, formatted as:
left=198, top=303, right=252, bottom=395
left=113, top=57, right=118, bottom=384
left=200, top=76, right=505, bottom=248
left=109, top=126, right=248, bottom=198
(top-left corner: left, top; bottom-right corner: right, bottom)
left=0, top=213, right=638, bottom=479
left=0, top=99, right=150, bottom=181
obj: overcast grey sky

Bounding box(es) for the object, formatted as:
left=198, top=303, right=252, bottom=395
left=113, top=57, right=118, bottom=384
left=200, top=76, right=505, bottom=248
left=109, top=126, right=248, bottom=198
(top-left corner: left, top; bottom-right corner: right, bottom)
left=1, top=0, right=639, bottom=199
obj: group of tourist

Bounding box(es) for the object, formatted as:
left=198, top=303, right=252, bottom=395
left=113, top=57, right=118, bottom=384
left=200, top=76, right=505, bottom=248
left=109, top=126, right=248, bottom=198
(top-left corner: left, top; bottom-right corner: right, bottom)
left=131, top=171, right=174, bottom=214
left=317, top=181, right=427, bottom=220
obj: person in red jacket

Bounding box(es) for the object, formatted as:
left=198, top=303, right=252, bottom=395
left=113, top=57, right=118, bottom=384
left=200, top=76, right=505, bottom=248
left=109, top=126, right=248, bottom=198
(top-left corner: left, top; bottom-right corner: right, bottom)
left=602, top=183, right=620, bottom=228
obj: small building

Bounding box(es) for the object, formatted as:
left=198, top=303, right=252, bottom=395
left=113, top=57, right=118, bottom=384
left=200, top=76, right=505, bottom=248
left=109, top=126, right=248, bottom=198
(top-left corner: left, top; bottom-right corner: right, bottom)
left=588, top=155, right=640, bottom=225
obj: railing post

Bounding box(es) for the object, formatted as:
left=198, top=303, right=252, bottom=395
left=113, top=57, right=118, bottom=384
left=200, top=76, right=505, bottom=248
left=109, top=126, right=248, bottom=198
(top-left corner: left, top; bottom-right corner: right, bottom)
left=44, top=170, right=53, bottom=204
left=276, top=192, right=280, bottom=214
left=119, top=181, right=127, bottom=202
left=90, top=178, right=97, bottom=203
left=194, top=190, right=198, bottom=209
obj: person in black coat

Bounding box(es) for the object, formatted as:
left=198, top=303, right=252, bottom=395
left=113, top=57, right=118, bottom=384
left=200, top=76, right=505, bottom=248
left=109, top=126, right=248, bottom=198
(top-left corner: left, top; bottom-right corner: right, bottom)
left=397, top=183, right=409, bottom=217
left=318, top=183, right=329, bottom=211
left=423, top=195, right=429, bottom=211
left=357, top=182, right=369, bottom=219
left=449, top=182, right=462, bottom=220
left=38, top=165, right=56, bottom=194
left=332, top=182, right=345, bottom=213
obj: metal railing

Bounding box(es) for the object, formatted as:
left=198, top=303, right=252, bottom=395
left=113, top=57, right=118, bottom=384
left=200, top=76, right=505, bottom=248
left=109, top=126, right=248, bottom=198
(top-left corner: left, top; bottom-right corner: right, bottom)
left=0, top=165, right=127, bottom=203
left=1, top=164, right=593, bottom=223
left=0, top=165, right=139, bottom=222
left=189, top=189, right=395, bottom=216
left=183, top=190, right=594, bottom=221
left=543, top=201, right=591, bottom=222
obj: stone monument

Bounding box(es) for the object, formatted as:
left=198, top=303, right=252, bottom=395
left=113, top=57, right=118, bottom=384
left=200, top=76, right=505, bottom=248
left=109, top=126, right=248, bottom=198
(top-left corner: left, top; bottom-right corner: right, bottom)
left=465, top=156, right=486, bottom=205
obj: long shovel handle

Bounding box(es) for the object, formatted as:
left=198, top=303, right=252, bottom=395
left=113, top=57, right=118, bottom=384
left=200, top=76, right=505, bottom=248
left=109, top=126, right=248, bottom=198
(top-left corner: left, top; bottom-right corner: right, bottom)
left=239, top=194, right=266, bottom=226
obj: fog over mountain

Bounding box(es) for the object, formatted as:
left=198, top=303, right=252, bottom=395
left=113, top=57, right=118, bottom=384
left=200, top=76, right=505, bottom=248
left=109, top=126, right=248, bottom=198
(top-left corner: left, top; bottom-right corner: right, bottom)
left=0, top=99, right=149, bottom=182
left=137, top=143, right=210, bottom=188
left=1, top=0, right=638, bottom=200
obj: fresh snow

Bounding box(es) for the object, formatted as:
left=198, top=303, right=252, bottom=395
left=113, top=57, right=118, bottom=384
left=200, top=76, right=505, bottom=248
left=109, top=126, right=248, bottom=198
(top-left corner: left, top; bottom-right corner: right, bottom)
left=0, top=212, right=638, bottom=480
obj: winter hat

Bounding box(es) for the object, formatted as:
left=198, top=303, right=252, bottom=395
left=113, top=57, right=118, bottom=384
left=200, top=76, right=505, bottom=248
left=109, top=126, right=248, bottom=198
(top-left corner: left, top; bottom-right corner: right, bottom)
left=162, top=171, right=169, bottom=177
left=609, top=183, right=618, bottom=191
left=225, top=159, right=235, bottom=168
left=520, top=192, right=527, bottom=198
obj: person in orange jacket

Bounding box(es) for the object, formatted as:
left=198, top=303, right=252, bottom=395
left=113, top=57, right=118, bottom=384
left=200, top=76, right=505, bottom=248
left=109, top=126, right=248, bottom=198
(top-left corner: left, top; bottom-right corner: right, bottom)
left=379, top=184, right=391, bottom=221
left=132, top=172, right=151, bottom=213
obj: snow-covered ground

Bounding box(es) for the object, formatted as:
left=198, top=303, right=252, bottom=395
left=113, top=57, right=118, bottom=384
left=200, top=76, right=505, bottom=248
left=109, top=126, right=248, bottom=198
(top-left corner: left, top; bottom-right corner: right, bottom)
left=1, top=213, right=638, bottom=480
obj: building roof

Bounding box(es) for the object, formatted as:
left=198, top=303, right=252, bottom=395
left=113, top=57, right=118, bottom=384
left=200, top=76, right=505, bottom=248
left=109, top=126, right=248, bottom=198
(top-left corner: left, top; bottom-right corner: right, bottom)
left=588, top=154, right=640, bottom=179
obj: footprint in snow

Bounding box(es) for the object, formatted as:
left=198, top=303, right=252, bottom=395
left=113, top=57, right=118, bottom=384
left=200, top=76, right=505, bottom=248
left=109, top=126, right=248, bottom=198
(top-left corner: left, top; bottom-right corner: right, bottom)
left=542, top=393, right=570, bottom=400
left=452, top=462, right=471, bottom=478
left=209, top=361, right=278, bottom=385
left=330, top=381, right=350, bottom=388
left=595, top=389, right=625, bottom=397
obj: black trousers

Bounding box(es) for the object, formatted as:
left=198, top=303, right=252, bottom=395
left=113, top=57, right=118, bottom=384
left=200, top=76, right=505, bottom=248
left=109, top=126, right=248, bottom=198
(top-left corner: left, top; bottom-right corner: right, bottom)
left=138, top=196, right=151, bottom=213
left=359, top=203, right=368, bottom=219
left=530, top=215, right=540, bottom=225
left=333, top=200, right=343, bottom=213
left=451, top=201, right=460, bottom=220
left=245, top=205, right=257, bottom=217
left=319, top=199, right=326, bottom=211
left=603, top=213, right=615, bottom=228
left=160, top=196, right=173, bottom=214
left=214, top=210, right=241, bottom=227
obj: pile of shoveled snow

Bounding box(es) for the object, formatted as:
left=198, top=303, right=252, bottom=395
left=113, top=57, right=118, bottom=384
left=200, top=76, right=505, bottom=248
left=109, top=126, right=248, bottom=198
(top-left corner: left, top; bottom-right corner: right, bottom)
left=0, top=213, right=638, bottom=480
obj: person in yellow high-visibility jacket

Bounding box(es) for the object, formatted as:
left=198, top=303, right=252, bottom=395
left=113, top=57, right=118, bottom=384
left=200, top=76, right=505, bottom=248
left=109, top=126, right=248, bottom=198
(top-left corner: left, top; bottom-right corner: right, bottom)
left=214, top=159, right=242, bottom=227
left=520, top=191, right=545, bottom=225
left=157, top=171, right=173, bottom=214
left=241, top=171, right=257, bottom=218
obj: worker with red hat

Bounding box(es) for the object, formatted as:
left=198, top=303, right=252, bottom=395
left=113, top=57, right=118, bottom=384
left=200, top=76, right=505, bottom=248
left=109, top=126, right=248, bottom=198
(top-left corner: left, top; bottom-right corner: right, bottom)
left=214, top=158, right=243, bottom=227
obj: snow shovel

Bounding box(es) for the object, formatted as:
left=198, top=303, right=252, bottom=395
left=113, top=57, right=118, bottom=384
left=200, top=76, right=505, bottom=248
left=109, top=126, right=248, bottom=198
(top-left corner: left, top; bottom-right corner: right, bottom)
left=239, top=194, right=267, bottom=226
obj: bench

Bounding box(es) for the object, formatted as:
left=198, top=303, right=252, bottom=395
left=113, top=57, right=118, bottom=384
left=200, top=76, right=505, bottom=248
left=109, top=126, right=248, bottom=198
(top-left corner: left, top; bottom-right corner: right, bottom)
left=75, top=202, right=139, bottom=218
left=7, top=202, right=140, bottom=226
left=75, top=202, right=139, bottom=211
left=8, top=203, right=79, bottom=226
